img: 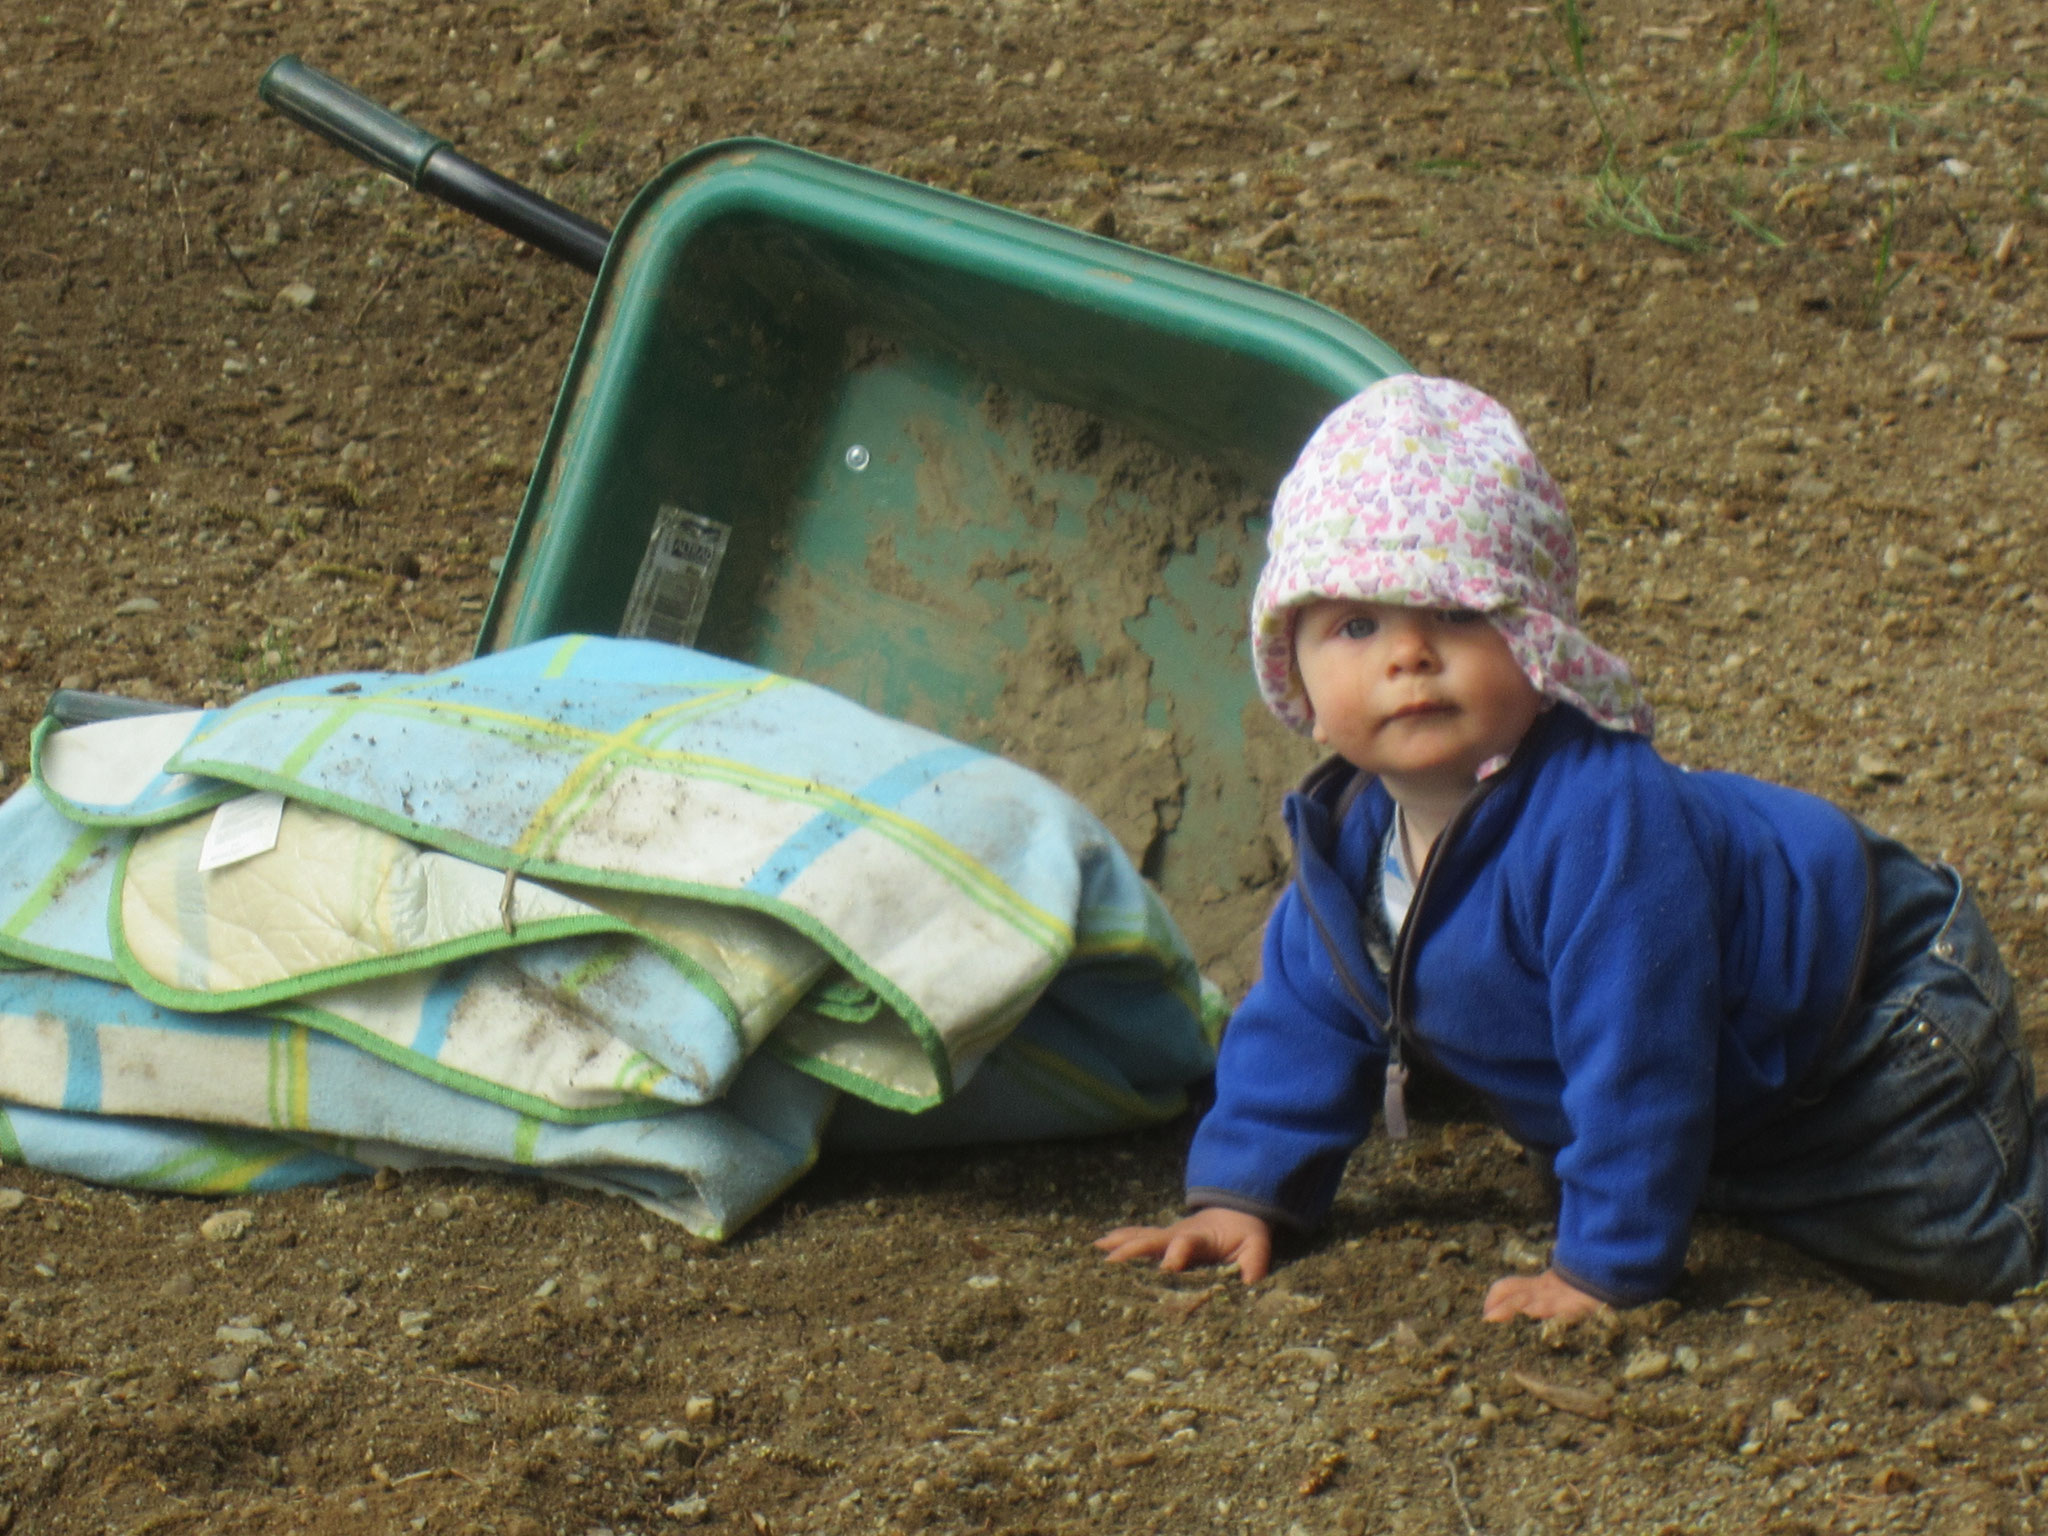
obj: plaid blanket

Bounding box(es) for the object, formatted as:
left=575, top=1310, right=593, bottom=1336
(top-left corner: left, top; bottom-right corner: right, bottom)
left=0, top=636, right=1217, bottom=1236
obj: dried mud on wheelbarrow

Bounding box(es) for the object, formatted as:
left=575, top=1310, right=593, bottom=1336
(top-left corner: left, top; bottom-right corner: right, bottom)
left=7, top=0, right=2048, bottom=1533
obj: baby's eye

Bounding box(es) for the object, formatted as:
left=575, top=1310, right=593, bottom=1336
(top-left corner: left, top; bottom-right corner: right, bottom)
left=1337, top=614, right=1379, bottom=640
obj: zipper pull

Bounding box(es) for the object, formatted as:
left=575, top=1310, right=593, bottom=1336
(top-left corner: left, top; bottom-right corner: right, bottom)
left=1382, top=1043, right=1410, bottom=1142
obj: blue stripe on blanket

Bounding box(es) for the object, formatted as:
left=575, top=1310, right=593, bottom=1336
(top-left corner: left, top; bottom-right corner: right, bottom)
left=745, top=743, right=985, bottom=898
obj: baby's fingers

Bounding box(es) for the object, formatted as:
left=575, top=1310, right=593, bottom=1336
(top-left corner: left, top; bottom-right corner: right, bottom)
left=1095, top=1227, right=1172, bottom=1265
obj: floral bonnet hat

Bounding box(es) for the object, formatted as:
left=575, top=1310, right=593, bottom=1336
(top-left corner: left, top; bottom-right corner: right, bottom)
left=1250, top=374, right=1653, bottom=739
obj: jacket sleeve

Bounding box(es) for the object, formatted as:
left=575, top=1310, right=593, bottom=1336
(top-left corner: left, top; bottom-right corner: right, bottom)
left=1183, top=881, right=1388, bottom=1231
left=1531, top=776, right=1723, bottom=1306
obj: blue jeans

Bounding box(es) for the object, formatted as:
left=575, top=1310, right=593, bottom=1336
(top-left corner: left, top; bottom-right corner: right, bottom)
left=1701, top=832, right=2048, bottom=1302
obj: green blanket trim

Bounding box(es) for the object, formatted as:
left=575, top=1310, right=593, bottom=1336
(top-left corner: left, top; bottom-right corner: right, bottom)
left=152, top=760, right=961, bottom=1105
left=130, top=1134, right=303, bottom=1194
left=29, top=714, right=240, bottom=828
left=765, top=1038, right=943, bottom=1114
left=269, top=1003, right=687, bottom=1125
left=106, top=836, right=631, bottom=1015
left=101, top=835, right=754, bottom=1063
left=175, top=684, right=1072, bottom=959
left=0, top=1106, right=22, bottom=1164
left=2, top=821, right=120, bottom=951
left=0, top=934, right=123, bottom=985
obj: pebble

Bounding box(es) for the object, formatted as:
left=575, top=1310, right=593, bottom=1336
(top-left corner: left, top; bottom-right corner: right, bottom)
left=665, top=1494, right=710, bottom=1523
left=0, top=1188, right=24, bottom=1214
left=201, top=1352, right=250, bottom=1383
left=398, top=1309, right=433, bottom=1337
left=682, top=1395, right=718, bottom=1424
left=276, top=282, right=318, bottom=311
left=104, top=462, right=136, bottom=486
left=113, top=596, right=160, bottom=616
left=199, top=1209, right=254, bottom=1242
left=1673, top=1345, right=1701, bottom=1374
left=214, top=1325, right=272, bottom=1349
left=1621, top=1348, right=1672, bottom=1383
left=1500, top=1234, right=1548, bottom=1271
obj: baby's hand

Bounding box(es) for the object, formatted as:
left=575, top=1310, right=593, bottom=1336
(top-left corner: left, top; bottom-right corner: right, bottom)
left=1095, top=1208, right=1274, bottom=1284
left=1481, top=1268, right=1604, bottom=1324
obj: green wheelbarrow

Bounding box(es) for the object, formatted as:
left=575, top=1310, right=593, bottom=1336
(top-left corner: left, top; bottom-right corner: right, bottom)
left=259, top=57, right=1410, bottom=968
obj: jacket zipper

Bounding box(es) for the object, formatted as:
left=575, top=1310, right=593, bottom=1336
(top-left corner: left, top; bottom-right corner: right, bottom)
left=1378, top=761, right=1518, bottom=1139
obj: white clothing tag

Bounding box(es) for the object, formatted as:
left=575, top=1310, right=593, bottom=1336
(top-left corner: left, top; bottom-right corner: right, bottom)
left=196, top=791, right=287, bottom=872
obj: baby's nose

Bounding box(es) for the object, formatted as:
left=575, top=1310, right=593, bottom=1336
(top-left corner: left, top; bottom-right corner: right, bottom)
left=1385, top=624, right=1439, bottom=669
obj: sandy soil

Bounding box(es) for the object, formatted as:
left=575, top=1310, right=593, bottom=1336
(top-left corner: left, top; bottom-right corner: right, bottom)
left=5, top=0, right=2048, bottom=1531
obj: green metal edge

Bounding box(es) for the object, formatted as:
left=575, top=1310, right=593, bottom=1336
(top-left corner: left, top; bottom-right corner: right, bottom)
left=477, top=136, right=1409, bottom=656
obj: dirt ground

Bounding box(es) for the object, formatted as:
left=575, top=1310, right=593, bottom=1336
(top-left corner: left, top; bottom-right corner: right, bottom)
left=7, top=0, right=2048, bottom=1531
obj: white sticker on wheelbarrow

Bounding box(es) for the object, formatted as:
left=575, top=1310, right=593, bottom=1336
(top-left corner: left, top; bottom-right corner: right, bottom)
left=619, top=505, right=730, bottom=650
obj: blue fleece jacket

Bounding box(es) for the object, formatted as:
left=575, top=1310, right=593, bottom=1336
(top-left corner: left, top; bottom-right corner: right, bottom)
left=1186, top=705, right=1874, bottom=1305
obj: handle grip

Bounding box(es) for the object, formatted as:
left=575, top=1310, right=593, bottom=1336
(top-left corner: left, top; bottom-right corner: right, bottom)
left=259, top=55, right=611, bottom=274
left=260, top=54, right=446, bottom=185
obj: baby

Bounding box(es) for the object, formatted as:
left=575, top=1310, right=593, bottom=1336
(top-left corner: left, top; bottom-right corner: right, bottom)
left=1099, top=375, right=2048, bottom=1322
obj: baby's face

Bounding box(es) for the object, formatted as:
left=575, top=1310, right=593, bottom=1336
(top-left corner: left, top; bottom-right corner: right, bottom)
left=1293, top=600, right=1543, bottom=794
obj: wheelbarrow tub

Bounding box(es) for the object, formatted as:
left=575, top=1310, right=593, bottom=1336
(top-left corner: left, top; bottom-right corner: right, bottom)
left=480, top=140, right=1407, bottom=949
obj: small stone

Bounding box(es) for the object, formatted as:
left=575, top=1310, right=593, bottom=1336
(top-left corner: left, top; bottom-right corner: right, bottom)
left=533, top=1276, right=560, bottom=1299
left=276, top=281, right=318, bottom=310
left=0, top=1189, right=24, bottom=1214
left=214, top=1325, right=272, bottom=1349
left=104, top=461, right=137, bottom=485
left=682, top=1395, right=718, bottom=1425
left=200, top=1209, right=255, bottom=1242
left=965, top=1274, right=1001, bottom=1290
left=1621, top=1349, right=1672, bottom=1383
left=1967, top=1393, right=1996, bottom=1416
left=665, top=1494, right=710, bottom=1523
left=419, top=1199, right=454, bottom=1223
left=1500, top=1234, right=1548, bottom=1271
left=113, top=596, right=160, bottom=616
left=160, top=1272, right=197, bottom=1298
left=1770, top=1396, right=1806, bottom=1425
left=1855, top=752, right=1906, bottom=783
left=1250, top=218, right=1297, bottom=252
left=201, top=1352, right=250, bottom=1382
left=1124, top=1367, right=1159, bottom=1384
left=398, top=1309, right=433, bottom=1337
left=1446, top=1382, right=1475, bottom=1413
left=1673, top=1345, right=1701, bottom=1373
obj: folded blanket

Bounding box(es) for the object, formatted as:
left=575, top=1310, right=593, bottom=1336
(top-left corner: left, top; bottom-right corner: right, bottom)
left=0, top=637, right=1218, bottom=1235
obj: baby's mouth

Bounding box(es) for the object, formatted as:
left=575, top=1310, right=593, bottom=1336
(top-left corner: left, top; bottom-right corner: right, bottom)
left=1386, top=700, right=1456, bottom=722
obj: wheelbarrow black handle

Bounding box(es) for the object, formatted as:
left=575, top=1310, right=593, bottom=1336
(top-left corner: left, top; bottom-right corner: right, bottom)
left=259, top=55, right=610, bottom=275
